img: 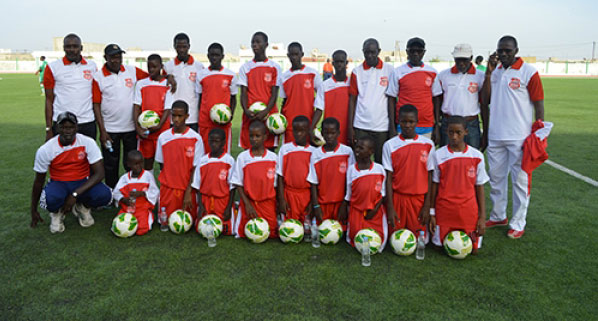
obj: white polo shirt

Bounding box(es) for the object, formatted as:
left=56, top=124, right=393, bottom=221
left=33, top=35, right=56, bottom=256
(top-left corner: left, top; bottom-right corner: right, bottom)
left=92, top=65, right=148, bottom=133
left=164, top=55, right=205, bottom=124
left=489, top=58, right=544, bottom=141
left=349, top=59, right=393, bottom=132
left=43, top=57, right=98, bottom=123
left=435, top=65, right=485, bottom=117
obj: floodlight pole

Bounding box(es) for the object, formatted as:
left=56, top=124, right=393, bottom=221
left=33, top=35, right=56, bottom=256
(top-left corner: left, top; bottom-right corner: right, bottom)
left=592, top=41, right=596, bottom=62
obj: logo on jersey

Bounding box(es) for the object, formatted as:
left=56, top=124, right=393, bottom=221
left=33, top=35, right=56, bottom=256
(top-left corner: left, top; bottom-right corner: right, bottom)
left=509, top=78, right=521, bottom=90
left=375, top=180, right=383, bottom=192
left=219, top=169, right=228, bottom=181
left=338, top=161, right=347, bottom=174
left=380, top=76, right=388, bottom=87
left=221, top=79, right=230, bottom=88
left=468, top=82, right=479, bottom=93
left=83, top=70, right=92, bottom=81
left=425, top=76, right=433, bottom=87
left=125, top=78, right=133, bottom=88
left=142, top=187, right=148, bottom=192
left=267, top=167, right=276, bottom=179
left=304, top=79, right=312, bottom=89
left=467, top=166, right=476, bottom=178
left=185, top=146, right=194, bottom=158
left=189, top=72, right=197, bottom=82
left=264, top=72, right=273, bottom=82
left=77, top=151, right=86, bottom=160
left=420, top=150, right=429, bottom=163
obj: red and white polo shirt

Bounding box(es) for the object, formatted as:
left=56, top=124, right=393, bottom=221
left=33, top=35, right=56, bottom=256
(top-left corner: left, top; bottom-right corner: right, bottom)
left=164, top=55, right=205, bottom=124
left=191, top=153, right=235, bottom=197
left=155, top=127, right=204, bottom=190
left=276, top=142, right=315, bottom=190
left=195, top=66, right=238, bottom=129
left=382, top=134, right=435, bottom=195
left=279, top=65, right=322, bottom=123
left=349, top=59, right=394, bottom=132
left=435, top=65, right=485, bottom=117
left=307, top=143, right=355, bottom=204
left=230, top=149, right=278, bottom=201
left=344, top=162, right=386, bottom=205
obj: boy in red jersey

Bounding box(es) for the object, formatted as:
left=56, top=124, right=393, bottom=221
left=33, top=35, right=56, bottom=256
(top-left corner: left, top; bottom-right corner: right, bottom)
left=277, top=116, right=315, bottom=223
left=133, top=54, right=173, bottom=171
left=112, top=150, right=159, bottom=235
left=383, top=105, right=435, bottom=239
left=192, top=128, right=236, bottom=235
left=231, top=121, right=279, bottom=238
left=429, top=116, right=488, bottom=251
left=155, top=101, right=204, bottom=221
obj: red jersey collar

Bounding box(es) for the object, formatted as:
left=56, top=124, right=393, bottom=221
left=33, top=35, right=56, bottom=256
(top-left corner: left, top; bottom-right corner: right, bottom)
left=399, top=134, right=418, bottom=141
left=447, top=145, right=468, bottom=154
left=102, top=64, right=125, bottom=76
left=63, top=56, right=87, bottom=65
left=499, top=57, right=523, bottom=70
left=363, top=58, right=383, bottom=70
left=355, top=161, right=374, bottom=172
left=321, top=143, right=340, bottom=153
left=450, top=64, right=476, bottom=74
left=174, top=55, right=195, bottom=65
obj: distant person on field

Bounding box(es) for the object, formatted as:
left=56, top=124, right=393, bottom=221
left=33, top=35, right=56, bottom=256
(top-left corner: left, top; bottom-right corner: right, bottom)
left=323, top=58, right=333, bottom=80
left=43, top=33, right=98, bottom=140
left=30, top=112, right=112, bottom=233
left=475, top=55, right=486, bottom=72
left=35, top=56, right=47, bottom=95
left=481, top=35, right=545, bottom=239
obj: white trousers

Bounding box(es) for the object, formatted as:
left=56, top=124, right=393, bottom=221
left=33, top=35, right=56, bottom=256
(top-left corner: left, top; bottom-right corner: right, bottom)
left=487, top=139, right=530, bottom=231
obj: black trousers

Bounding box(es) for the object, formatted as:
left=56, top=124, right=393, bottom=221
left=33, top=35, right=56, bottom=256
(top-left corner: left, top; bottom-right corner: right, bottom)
left=102, top=131, right=138, bottom=188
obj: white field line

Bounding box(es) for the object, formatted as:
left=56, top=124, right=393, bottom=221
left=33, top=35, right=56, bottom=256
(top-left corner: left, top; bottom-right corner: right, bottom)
left=545, top=159, right=598, bottom=187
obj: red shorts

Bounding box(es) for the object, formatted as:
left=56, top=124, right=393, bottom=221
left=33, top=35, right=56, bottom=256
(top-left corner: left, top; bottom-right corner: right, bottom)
left=235, top=198, right=278, bottom=239
left=433, top=225, right=481, bottom=250
left=347, top=205, right=388, bottom=250
left=239, top=114, right=277, bottom=149
left=283, top=187, right=311, bottom=223
left=390, top=192, right=426, bottom=235
left=117, top=206, right=154, bottom=236
left=160, top=186, right=198, bottom=222
left=199, top=125, right=232, bottom=154
left=201, top=194, right=234, bottom=236
left=138, top=137, right=158, bottom=159
left=317, top=202, right=346, bottom=231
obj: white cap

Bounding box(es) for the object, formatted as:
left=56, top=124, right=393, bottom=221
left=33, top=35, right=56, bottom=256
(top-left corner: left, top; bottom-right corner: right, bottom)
left=452, top=43, right=473, bottom=58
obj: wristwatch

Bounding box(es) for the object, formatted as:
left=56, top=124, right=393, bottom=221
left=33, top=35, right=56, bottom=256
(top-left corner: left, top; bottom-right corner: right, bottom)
left=72, top=192, right=78, bottom=198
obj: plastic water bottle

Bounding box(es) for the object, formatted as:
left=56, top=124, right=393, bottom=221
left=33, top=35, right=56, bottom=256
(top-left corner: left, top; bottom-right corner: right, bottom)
left=416, top=230, right=425, bottom=260
left=361, top=236, right=371, bottom=267
left=159, top=207, right=168, bottom=232
left=143, top=129, right=150, bottom=136
left=303, top=219, right=312, bottom=242
left=206, top=222, right=217, bottom=248
left=311, top=218, right=320, bottom=248
left=127, top=189, right=136, bottom=213
left=105, top=140, right=114, bottom=153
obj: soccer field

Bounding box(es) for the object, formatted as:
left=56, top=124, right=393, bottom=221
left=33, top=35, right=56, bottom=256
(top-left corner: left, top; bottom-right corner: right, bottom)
left=1, top=74, right=597, bottom=320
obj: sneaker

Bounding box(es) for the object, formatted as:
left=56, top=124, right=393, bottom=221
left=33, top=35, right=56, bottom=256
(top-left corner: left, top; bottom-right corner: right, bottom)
left=485, top=218, right=508, bottom=228
left=73, top=203, right=94, bottom=227
left=507, top=229, right=525, bottom=239
left=49, top=210, right=65, bottom=233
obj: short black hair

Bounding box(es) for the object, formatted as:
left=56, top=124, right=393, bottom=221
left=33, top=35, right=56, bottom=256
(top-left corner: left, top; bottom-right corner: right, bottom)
left=446, top=115, right=467, bottom=129
left=292, top=115, right=310, bottom=127
left=332, top=50, right=347, bottom=61
left=358, top=135, right=375, bottom=149
left=172, top=100, right=189, bottom=114
left=363, top=38, right=380, bottom=49
left=64, top=33, right=81, bottom=44
left=174, top=33, right=190, bottom=45
left=147, top=54, right=162, bottom=64
left=475, top=55, right=484, bottom=64
left=249, top=120, right=267, bottom=134
left=209, top=127, right=226, bottom=140
left=40, top=56, right=46, bottom=60
left=288, top=42, right=303, bottom=52
left=127, top=150, right=143, bottom=161
left=208, top=42, right=224, bottom=53
left=322, top=117, right=340, bottom=131
left=498, top=35, right=518, bottom=49
left=399, top=104, right=418, bottom=119
left=253, top=31, right=268, bottom=43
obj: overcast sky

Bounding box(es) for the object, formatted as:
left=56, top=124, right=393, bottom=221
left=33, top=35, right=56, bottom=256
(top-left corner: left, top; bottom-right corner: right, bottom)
left=2, top=0, right=596, bottom=60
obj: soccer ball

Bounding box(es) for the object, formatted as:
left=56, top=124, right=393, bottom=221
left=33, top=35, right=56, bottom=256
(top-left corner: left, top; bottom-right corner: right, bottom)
left=443, top=230, right=473, bottom=259
left=390, top=229, right=417, bottom=256
left=266, top=113, right=288, bottom=135
left=354, top=228, right=382, bottom=255
left=318, top=219, right=343, bottom=245
left=138, top=110, right=160, bottom=129
left=244, top=218, right=270, bottom=243
left=312, top=128, right=325, bottom=146
left=168, top=210, right=193, bottom=234
left=248, top=101, right=267, bottom=114
left=196, top=214, right=224, bottom=238
left=111, top=213, right=138, bottom=238
left=278, top=219, right=304, bottom=243
left=209, top=104, right=232, bottom=125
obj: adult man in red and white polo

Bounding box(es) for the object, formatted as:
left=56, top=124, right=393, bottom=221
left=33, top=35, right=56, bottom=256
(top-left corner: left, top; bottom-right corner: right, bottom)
left=348, top=38, right=394, bottom=163
left=433, top=43, right=486, bottom=149
left=164, top=32, right=205, bottom=132
left=481, top=36, right=545, bottom=239
left=43, top=33, right=98, bottom=141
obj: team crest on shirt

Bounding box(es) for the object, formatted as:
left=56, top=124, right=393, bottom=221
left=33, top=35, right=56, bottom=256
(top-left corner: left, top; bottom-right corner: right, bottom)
left=380, top=76, right=388, bottom=86
left=267, top=167, right=276, bottom=179
left=83, top=70, right=92, bottom=81
left=304, top=79, right=312, bottom=89
left=185, top=146, right=194, bottom=158
left=338, top=161, right=347, bottom=174
left=420, top=150, right=429, bottom=163
left=142, top=187, right=148, bottom=192
left=219, top=169, right=228, bottom=181
left=425, top=76, right=433, bottom=87
left=467, top=166, right=476, bottom=178
left=468, top=82, right=479, bottom=93
left=264, top=73, right=273, bottom=82
left=509, top=78, right=521, bottom=90
left=221, top=79, right=230, bottom=88
left=189, top=72, right=197, bottom=82
left=375, top=180, right=383, bottom=192
left=125, top=78, right=133, bottom=88
left=77, top=151, right=86, bottom=160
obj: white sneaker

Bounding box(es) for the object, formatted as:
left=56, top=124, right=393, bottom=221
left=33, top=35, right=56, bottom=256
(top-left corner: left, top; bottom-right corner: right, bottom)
left=49, top=210, right=65, bottom=233
left=72, top=203, right=94, bottom=227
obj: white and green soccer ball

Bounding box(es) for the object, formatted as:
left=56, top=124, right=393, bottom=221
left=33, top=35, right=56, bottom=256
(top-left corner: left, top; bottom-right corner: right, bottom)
left=444, top=230, right=473, bottom=259
left=209, top=104, right=232, bottom=125
left=354, top=228, right=382, bottom=255
left=390, top=229, right=417, bottom=256
left=318, top=219, right=343, bottom=245
left=266, top=113, right=288, bottom=135
left=196, top=214, right=224, bottom=238
left=111, top=213, right=138, bottom=238
left=245, top=218, right=270, bottom=243
left=138, top=110, right=160, bottom=129
left=278, top=219, right=304, bottom=243
left=312, top=128, right=325, bottom=146
left=248, top=101, right=267, bottom=114
left=168, top=210, right=193, bottom=234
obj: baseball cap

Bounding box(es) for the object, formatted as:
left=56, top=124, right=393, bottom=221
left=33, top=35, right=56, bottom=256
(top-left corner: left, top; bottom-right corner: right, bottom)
left=452, top=43, right=473, bottom=58
left=56, top=111, right=78, bottom=125
left=104, top=43, right=126, bottom=56
left=406, top=37, right=426, bottom=48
